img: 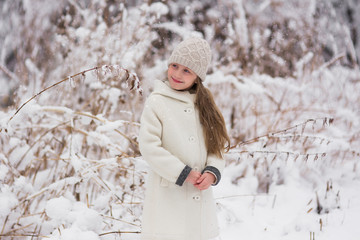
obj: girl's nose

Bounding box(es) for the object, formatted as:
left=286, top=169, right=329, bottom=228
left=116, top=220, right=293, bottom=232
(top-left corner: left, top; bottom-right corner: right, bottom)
left=173, top=69, right=182, bottom=78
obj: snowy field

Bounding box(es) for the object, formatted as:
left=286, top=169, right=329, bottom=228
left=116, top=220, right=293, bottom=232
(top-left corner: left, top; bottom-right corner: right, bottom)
left=216, top=162, right=360, bottom=240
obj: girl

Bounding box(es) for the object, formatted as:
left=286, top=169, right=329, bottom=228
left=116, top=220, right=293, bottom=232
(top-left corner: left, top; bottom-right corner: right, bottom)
left=139, top=37, right=230, bottom=240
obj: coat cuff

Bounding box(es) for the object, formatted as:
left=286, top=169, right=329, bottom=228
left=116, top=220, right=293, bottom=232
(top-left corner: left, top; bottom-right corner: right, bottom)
left=202, top=166, right=221, bottom=186
left=175, top=165, right=192, bottom=186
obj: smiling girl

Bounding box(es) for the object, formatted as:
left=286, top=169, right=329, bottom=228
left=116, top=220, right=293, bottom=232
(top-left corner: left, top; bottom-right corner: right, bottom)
left=139, top=37, right=230, bottom=240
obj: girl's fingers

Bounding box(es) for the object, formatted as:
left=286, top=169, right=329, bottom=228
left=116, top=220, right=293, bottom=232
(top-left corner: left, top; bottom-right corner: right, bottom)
left=193, top=171, right=201, bottom=178
left=195, top=177, right=211, bottom=190
left=193, top=173, right=213, bottom=190
left=197, top=173, right=212, bottom=183
left=196, top=174, right=205, bottom=184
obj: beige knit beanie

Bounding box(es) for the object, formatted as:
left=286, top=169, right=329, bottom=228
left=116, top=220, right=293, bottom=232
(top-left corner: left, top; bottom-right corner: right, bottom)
left=168, top=37, right=212, bottom=81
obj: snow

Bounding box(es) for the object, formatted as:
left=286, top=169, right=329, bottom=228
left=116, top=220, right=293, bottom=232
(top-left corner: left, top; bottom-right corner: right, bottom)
left=0, top=188, right=18, bottom=217
left=154, top=22, right=203, bottom=39
left=215, top=161, right=360, bottom=240
left=147, top=2, right=169, bottom=19
left=45, top=196, right=73, bottom=222
left=45, top=195, right=102, bottom=238
left=1, top=0, right=360, bottom=239
left=0, top=164, right=8, bottom=180
left=48, top=226, right=100, bottom=240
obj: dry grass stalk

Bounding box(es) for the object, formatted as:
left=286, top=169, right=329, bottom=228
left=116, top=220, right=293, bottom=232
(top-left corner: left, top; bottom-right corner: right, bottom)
left=6, top=65, right=141, bottom=125
left=99, top=230, right=141, bottom=236
left=233, top=117, right=334, bottom=148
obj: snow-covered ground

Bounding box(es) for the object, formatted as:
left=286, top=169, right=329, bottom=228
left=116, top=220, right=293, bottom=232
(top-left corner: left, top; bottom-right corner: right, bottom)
left=216, top=161, right=360, bottom=240
left=21, top=157, right=358, bottom=240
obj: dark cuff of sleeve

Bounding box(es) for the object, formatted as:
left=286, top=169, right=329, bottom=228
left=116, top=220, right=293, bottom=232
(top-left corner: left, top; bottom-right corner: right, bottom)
left=175, top=165, right=192, bottom=186
left=202, top=166, right=221, bottom=186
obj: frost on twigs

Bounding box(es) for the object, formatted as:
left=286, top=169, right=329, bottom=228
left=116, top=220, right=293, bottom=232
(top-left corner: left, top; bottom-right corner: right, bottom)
left=1, top=65, right=144, bottom=238
left=97, top=65, right=143, bottom=95
left=226, top=117, right=337, bottom=193
left=8, top=65, right=142, bottom=124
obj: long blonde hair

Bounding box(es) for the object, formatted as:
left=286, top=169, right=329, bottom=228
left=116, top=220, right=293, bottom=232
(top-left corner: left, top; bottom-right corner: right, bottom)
left=194, top=77, right=230, bottom=157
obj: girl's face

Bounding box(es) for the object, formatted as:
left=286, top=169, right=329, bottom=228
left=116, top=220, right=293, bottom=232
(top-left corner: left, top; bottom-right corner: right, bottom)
left=167, top=63, right=197, bottom=91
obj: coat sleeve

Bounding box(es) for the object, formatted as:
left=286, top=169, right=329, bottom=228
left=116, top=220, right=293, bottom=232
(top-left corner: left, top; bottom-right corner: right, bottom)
left=139, top=96, right=191, bottom=186
left=202, top=154, right=225, bottom=186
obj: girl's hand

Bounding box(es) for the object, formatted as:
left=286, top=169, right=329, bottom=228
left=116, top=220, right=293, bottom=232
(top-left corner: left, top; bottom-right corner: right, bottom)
left=185, top=170, right=201, bottom=185
left=194, top=172, right=215, bottom=190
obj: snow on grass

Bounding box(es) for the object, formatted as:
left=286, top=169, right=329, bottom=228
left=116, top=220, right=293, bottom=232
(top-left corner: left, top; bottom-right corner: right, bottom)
left=215, top=160, right=360, bottom=240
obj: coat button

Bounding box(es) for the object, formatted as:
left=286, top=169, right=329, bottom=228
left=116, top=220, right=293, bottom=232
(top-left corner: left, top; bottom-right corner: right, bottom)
left=189, top=136, right=195, bottom=142
left=193, top=166, right=199, bottom=171
left=184, top=108, right=193, bottom=113
left=193, top=195, right=201, bottom=201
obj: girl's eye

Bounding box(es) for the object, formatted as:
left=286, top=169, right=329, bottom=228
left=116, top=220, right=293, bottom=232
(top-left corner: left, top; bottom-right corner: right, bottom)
left=172, top=64, right=178, bottom=68
left=184, top=69, right=190, bottom=73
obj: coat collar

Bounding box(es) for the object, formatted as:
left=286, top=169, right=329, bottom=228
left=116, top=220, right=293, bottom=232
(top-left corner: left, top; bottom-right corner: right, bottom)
left=153, top=80, right=196, bottom=104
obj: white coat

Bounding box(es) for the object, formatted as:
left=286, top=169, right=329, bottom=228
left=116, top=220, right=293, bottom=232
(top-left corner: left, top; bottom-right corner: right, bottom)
left=138, top=80, right=225, bottom=240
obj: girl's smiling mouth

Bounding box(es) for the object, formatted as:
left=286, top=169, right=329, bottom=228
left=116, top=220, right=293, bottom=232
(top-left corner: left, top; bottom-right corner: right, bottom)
left=171, top=77, right=182, bottom=83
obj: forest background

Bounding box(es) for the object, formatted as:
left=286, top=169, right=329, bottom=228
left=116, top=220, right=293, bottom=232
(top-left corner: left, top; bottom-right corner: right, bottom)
left=0, top=0, right=359, bottom=239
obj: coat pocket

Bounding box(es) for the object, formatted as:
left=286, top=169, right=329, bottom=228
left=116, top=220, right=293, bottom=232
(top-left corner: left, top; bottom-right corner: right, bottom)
left=160, top=177, right=169, bottom=187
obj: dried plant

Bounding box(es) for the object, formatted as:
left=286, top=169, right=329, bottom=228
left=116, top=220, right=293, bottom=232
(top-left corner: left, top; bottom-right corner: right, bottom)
left=0, top=66, right=144, bottom=238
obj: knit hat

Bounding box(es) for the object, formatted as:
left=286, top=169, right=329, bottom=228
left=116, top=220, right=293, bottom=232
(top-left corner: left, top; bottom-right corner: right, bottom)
left=168, top=37, right=212, bottom=81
